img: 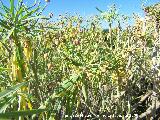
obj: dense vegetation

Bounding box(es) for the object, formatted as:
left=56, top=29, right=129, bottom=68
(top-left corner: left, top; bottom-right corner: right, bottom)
left=0, top=0, right=159, bottom=119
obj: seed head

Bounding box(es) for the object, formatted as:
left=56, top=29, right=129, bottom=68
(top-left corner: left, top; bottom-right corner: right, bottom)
left=47, top=63, right=53, bottom=70
left=73, top=39, right=80, bottom=45
left=49, top=12, right=53, bottom=18
left=44, top=53, right=48, bottom=59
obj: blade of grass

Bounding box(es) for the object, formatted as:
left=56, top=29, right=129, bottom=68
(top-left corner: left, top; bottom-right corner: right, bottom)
left=0, top=109, right=47, bottom=118
left=0, top=81, right=28, bottom=99
left=0, top=19, right=11, bottom=29
left=0, top=97, right=16, bottom=113
left=0, top=67, right=11, bottom=72
left=0, top=0, right=10, bottom=13
left=19, top=6, right=40, bottom=22
left=10, top=0, right=15, bottom=20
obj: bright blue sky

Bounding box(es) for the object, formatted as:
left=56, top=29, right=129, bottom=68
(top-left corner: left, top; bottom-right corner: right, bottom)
left=39, top=0, right=159, bottom=17
left=2, top=0, right=160, bottom=28
left=41, top=0, right=159, bottom=28
left=3, top=0, right=160, bottom=17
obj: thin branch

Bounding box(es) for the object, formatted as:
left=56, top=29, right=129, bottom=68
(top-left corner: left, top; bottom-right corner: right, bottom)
left=134, top=101, right=160, bottom=119
left=132, top=91, right=152, bottom=112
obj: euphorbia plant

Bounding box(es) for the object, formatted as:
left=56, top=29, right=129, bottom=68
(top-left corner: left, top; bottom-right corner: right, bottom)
left=0, top=0, right=48, bottom=119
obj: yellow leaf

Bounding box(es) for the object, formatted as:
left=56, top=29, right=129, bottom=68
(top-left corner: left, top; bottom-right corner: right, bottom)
left=23, top=41, right=32, bottom=61
left=27, top=100, right=32, bottom=110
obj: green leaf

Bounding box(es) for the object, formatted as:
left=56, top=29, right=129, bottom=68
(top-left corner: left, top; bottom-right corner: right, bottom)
left=61, top=74, right=79, bottom=90
left=0, top=19, right=11, bottom=29
left=0, top=97, right=16, bottom=113
left=0, top=1, right=10, bottom=14
left=82, top=84, right=88, bottom=102
left=3, top=27, right=15, bottom=41
left=52, top=74, right=80, bottom=98
left=19, top=7, right=40, bottom=22
left=70, top=59, right=83, bottom=67
left=96, top=7, right=103, bottom=13
left=0, top=81, right=28, bottom=99
left=0, top=67, right=11, bottom=72
left=15, top=5, right=24, bottom=22
left=0, top=109, right=47, bottom=118
left=0, top=12, right=9, bottom=19
left=10, top=0, right=15, bottom=20
left=22, top=16, right=48, bottom=22
left=81, top=73, right=88, bottom=102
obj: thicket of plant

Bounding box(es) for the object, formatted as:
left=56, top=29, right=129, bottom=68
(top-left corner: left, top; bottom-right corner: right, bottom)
left=0, top=0, right=159, bottom=119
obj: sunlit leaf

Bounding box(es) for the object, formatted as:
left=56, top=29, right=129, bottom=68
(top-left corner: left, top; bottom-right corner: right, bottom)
left=0, top=81, right=28, bottom=99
